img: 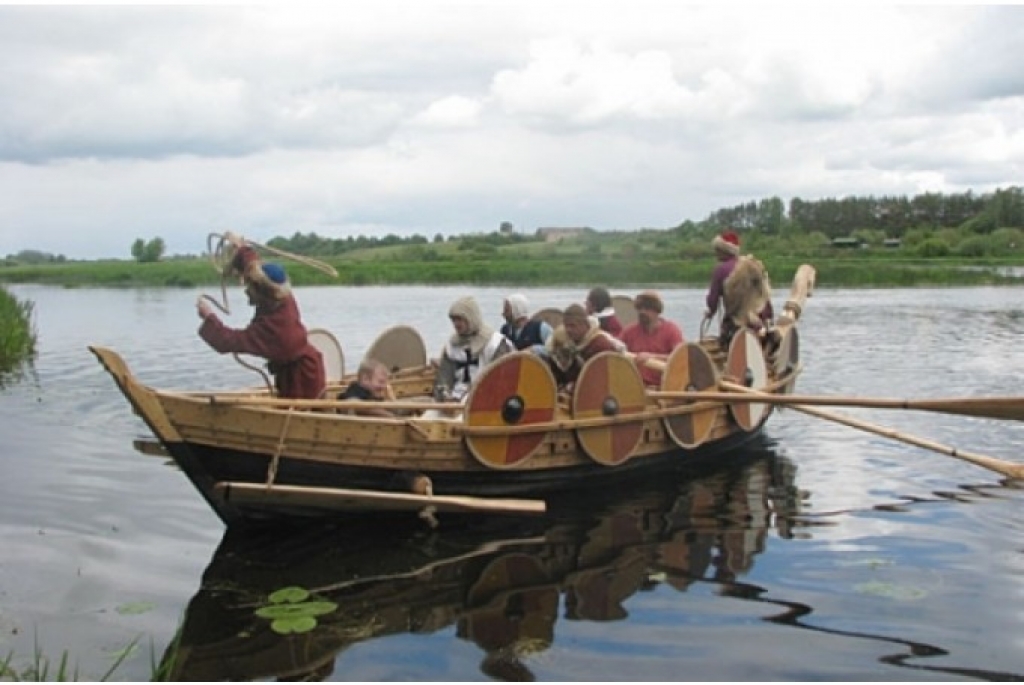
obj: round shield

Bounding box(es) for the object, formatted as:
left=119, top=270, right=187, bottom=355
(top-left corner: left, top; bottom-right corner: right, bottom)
left=773, top=326, right=800, bottom=395
left=463, top=553, right=558, bottom=648
left=531, top=307, right=563, bottom=329
left=726, top=329, right=770, bottom=431
left=465, top=353, right=557, bottom=469
left=467, top=553, right=549, bottom=605
left=307, top=328, right=345, bottom=382
left=572, top=352, right=647, bottom=466
left=365, top=325, right=427, bottom=372
left=659, top=343, right=719, bottom=448
left=611, top=295, right=637, bottom=327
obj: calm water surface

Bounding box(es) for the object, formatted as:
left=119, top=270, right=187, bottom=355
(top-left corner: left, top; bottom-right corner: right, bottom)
left=2, top=281, right=1024, bottom=681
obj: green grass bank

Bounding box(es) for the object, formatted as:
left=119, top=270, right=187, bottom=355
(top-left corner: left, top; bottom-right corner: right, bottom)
left=0, top=285, right=36, bottom=379
left=1, top=248, right=1022, bottom=290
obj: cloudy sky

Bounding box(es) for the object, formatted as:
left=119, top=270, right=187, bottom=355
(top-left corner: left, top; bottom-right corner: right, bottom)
left=1, top=3, right=1021, bottom=260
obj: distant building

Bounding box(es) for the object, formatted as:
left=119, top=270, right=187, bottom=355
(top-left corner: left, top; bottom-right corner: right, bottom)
left=536, top=227, right=589, bottom=243
left=883, top=238, right=902, bottom=248
left=831, top=237, right=865, bottom=248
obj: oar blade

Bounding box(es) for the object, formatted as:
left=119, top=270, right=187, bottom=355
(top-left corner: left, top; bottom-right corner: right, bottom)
left=913, top=397, right=1024, bottom=422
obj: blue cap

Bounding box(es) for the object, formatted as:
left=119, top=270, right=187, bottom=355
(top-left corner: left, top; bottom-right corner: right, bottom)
left=261, top=263, right=287, bottom=285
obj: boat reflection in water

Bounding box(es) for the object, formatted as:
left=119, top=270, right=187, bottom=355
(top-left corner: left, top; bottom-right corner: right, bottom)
left=161, top=437, right=801, bottom=681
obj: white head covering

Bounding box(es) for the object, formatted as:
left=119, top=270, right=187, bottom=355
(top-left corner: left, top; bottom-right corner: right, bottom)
left=448, top=296, right=495, bottom=354
left=506, top=293, right=530, bottom=320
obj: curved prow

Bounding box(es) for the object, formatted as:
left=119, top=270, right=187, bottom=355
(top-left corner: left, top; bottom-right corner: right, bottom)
left=88, top=345, right=182, bottom=442
left=778, top=264, right=816, bottom=326
left=90, top=345, right=136, bottom=393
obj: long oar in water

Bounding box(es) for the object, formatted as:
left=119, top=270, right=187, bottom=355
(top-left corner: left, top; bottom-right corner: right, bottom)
left=647, top=385, right=1024, bottom=423
left=721, top=383, right=1024, bottom=480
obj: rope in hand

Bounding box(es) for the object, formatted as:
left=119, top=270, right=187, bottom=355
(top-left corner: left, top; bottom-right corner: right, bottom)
left=197, top=230, right=340, bottom=396
left=252, top=239, right=339, bottom=278
left=199, top=230, right=340, bottom=316
left=198, top=232, right=234, bottom=315
left=199, top=231, right=270, bottom=392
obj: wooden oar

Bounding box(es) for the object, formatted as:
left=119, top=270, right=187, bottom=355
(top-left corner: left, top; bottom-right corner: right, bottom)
left=647, top=384, right=1024, bottom=423
left=724, top=384, right=1024, bottom=480
left=216, top=481, right=546, bottom=516
left=193, top=393, right=464, bottom=413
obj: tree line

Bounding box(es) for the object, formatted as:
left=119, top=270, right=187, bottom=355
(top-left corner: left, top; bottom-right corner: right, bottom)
left=695, top=186, right=1024, bottom=238
left=263, top=185, right=1024, bottom=256
left=3, top=185, right=1022, bottom=265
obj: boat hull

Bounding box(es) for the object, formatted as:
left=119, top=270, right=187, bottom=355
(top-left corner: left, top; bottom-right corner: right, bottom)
left=165, top=424, right=765, bottom=524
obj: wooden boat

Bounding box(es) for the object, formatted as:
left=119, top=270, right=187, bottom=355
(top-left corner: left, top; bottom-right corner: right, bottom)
left=159, top=446, right=797, bottom=681
left=91, top=264, right=816, bottom=527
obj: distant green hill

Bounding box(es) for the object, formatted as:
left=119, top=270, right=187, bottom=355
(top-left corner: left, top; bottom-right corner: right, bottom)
left=1, top=235, right=1022, bottom=289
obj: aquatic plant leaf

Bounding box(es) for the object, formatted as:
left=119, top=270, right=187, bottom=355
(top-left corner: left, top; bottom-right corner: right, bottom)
left=115, top=601, right=156, bottom=615
left=853, top=581, right=927, bottom=600
left=269, top=586, right=310, bottom=603
left=271, top=615, right=318, bottom=634
left=836, top=558, right=893, bottom=569
left=103, top=643, right=139, bottom=660
left=255, top=601, right=337, bottom=620
left=256, top=585, right=338, bottom=634
left=297, top=600, right=337, bottom=617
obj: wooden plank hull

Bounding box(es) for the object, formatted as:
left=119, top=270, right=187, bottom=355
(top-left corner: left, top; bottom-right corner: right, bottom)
left=99, top=348, right=771, bottom=526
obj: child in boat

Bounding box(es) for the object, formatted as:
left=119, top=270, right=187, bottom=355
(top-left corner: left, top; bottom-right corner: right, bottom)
left=195, top=232, right=325, bottom=400
left=338, top=358, right=395, bottom=417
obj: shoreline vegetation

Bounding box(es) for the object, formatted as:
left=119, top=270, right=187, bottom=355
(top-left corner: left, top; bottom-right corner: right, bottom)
left=2, top=245, right=1023, bottom=290
left=0, top=285, right=36, bottom=383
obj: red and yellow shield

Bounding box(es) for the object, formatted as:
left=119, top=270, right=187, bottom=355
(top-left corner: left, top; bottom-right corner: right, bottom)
left=572, top=352, right=647, bottom=466
left=660, top=343, right=719, bottom=448
left=465, top=353, right=557, bottom=468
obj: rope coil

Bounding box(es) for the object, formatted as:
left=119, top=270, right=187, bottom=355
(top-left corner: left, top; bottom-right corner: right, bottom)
left=199, top=231, right=339, bottom=395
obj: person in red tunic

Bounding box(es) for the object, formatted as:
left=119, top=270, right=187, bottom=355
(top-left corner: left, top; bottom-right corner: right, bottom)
left=620, top=290, right=684, bottom=386
left=195, top=235, right=325, bottom=399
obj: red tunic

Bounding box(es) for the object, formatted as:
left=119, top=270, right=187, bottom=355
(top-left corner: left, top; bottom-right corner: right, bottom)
left=620, top=319, right=684, bottom=386
left=198, top=261, right=325, bottom=399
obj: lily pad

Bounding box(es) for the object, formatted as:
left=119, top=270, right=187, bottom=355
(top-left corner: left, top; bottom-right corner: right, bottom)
left=255, top=585, right=338, bottom=635
left=269, top=586, right=310, bottom=603
left=115, top=601, right=156, bottom=615
left=268, top=615, right=318, bottom=635
left=853, top=581, right=927, bottom=601
left=255, top=601, right=338, bottom=620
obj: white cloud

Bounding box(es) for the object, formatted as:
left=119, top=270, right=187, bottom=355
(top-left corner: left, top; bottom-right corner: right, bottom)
left=0, top=3, right=1021, bottom=259
left=410, top=95, right=482, bottom=128
left=491, top=39, right=693, bottom=125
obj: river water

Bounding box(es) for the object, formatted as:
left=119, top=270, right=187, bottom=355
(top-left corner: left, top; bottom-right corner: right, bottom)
left=2, top=278, right=1024, bottom=681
